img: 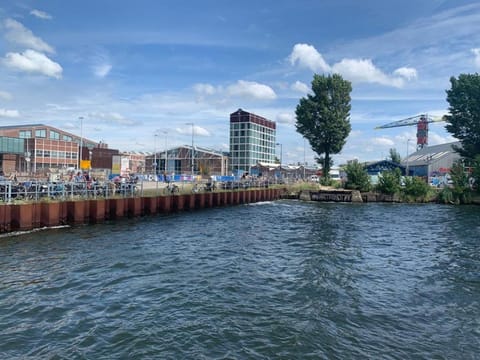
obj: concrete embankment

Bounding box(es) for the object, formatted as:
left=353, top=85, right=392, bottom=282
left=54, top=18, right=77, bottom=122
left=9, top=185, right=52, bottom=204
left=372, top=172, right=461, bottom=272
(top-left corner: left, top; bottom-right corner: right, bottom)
left=0, top=188, right=281, bottom=234
left=286, top=190, right=402, bottom=203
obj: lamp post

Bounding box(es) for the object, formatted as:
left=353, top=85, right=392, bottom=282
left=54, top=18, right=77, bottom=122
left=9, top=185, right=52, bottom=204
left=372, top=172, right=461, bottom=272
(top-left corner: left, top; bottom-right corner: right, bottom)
left=406, top=138, right=412, bottom=176
left=89, top=150, right=93, bottom=172
left=78, top=116, right=84, bottom=170
left=163, top=130, right=168, bottom=174
left=153, top=133, right=158, bottom=179
left=276, top=142, right=282, bottom=179
left=185, top=123, right=194, bottom=176
left=303, top=138, right=306, bottom=179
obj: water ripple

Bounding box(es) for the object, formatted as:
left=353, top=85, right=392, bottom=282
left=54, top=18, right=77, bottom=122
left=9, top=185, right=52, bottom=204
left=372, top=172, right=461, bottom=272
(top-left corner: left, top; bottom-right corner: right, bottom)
left=1, top=202, right=479, bottom=359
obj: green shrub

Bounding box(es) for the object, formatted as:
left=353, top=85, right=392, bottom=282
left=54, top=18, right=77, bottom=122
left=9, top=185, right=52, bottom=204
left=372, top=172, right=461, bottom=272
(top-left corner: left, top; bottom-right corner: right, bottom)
left=344, top=160, right=371, bottom=192
left=376, top=168, right=402, bottom=195
left=402, top=176, right=430, bottom=202
left=450, top=161, right=472, bottom=204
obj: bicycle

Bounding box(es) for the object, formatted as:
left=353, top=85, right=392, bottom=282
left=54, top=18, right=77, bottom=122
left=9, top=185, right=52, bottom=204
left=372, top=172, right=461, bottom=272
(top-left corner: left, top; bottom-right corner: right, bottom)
left=164, top=182, right=179, bottom=195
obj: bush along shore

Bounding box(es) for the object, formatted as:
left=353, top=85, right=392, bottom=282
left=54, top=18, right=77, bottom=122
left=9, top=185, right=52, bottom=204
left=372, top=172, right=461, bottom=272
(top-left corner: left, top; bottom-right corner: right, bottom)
left=279, top=185, right=480, bottom=205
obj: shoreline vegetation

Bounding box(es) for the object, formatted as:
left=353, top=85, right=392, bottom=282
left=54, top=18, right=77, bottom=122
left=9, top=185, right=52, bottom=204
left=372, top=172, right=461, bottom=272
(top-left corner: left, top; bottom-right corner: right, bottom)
left=280, top=181, right=480, bottom=205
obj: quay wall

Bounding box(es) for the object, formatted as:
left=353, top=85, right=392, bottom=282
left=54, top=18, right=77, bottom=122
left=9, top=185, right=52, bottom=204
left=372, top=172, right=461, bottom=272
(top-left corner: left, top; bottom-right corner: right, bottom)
left=0, top=189, right=281, bottom=234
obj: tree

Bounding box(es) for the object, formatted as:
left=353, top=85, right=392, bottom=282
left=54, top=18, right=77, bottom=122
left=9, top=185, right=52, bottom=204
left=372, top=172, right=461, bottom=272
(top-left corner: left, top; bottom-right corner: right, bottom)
left=389, top=148, right=401, bottom=163
left=295, top=73, right=352, bottom=181
left=344, top=160, right=371, bottom=192
left=445, top=73, right=480, bottom=159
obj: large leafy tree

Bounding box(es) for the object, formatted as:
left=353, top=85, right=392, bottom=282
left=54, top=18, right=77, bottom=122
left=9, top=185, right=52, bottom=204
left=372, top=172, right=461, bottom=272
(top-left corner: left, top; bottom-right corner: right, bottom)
left=295, top=73, right=352, bottom=179
left=445, top=73, right=480, bottom=159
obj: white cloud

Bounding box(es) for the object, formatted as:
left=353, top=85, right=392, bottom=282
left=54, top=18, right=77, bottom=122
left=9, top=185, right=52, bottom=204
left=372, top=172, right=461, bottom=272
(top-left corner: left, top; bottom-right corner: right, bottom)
left=288, top=43, right=331, bottom=72
left=193, top=83, right=217, bottom=96
left=372, top=137, right=395, bottom=146
left=393, top=67, right=418, bottom=81
left=288, top=43, right=417, bottom=88
left=290, top=80, right=309, bottom=93
left=0, top=91, right=13, bottom=100
left=176, top=124, right=211, bottom=137
left=30, top=9, right=53, bottom=20
left=276, top=112, right=295, bottom=125
left=427, top=131, right=456, bottom=145
left=472, top=48, right=480, bottom=68
left=3, top=49, right=63, bottom=78
left=332, top=58, right=405, bottom=87
left=226, top=80, right=277, bottom=100
left=93, top=63, right=112, bottom=78
left=4, top=18, right=55, bottom=54
left=87, top=112, right=139, bottom=126
left=193, top=81, right=276, bottom=101
left=0, top=109, right=20, bottom=118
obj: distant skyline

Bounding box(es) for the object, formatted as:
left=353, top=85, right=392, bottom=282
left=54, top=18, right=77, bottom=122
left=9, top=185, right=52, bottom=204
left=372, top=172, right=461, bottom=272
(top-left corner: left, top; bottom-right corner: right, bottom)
left=1, top=0, right=479, bottom=166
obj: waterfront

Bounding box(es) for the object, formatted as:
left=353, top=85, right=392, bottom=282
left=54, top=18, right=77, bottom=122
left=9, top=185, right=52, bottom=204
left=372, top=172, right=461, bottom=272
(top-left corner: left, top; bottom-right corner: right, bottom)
left=1, top=201, right=479, bottom=359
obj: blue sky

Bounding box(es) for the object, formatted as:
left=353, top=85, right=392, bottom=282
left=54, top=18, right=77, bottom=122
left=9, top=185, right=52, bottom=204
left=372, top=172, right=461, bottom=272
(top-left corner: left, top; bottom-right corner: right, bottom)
left=1, top=0, right=479, bottom=166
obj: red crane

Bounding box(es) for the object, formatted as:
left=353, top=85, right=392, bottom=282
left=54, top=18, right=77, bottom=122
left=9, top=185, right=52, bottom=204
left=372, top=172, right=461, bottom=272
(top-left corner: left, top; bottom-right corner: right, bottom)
left=375, top=114, right=445, bottom=150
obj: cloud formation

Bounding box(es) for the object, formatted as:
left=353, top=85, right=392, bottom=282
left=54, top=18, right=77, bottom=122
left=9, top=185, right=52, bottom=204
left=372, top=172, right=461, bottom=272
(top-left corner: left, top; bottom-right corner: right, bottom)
left=372, top=137, right=395, bottom=146
left=30, top=9, right=53, bottom=20
left=226, top=80, right=277, bottom=100
left=290, top=80, right=309, bottom=94
left=93, top=63, right=112, bottom=78
left=472, top=48, right=480, bottom=68
left=193, top=80, right=277, bottom=101
left=288, top=43, right=417, bottom=88
left=87, top=112, right=139, bottom=126
left=4, top=18, right=55, bottom=54
left=0, top=109, right=20, bottom=118
left=288, top=44, right=330, bottom=73
left=3, top=49, right=63, bottom=78
left=176, top=124, right=211, bottom=137
left=276, top=112, right=295, bottom=125
left=0, top=91, right=13, bottom=101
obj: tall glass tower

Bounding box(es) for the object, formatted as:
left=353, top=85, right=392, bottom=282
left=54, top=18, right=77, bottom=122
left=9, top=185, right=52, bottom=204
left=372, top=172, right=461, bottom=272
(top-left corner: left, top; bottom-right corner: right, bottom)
left=229, top=109, right=276, bottom=175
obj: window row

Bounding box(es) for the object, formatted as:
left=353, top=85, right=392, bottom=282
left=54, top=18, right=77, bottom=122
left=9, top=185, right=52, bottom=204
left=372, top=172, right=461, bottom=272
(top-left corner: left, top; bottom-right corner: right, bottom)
left=35, top=150, right=78, bottom=159
left=19, top=129, right=74, bottom=142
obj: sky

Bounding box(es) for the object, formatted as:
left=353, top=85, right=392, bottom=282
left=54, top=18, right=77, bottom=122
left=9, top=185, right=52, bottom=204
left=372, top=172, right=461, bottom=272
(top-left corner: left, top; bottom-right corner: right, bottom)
left=1, top=0, right=479, bottom=167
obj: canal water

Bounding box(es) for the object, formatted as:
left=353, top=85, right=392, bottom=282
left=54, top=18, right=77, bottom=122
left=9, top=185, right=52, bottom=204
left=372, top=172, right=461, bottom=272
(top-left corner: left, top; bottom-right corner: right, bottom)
left=1, top=201, right=479, bottom=359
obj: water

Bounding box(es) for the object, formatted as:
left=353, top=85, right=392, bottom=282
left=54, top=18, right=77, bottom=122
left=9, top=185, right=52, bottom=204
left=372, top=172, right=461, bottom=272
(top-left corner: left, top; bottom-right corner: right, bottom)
left=1, top=201, right=479, bottom=359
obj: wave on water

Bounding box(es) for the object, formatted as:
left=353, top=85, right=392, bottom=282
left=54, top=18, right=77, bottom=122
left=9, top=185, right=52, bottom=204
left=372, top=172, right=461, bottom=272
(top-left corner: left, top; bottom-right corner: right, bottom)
left=0, top=225, right=70, bottom=239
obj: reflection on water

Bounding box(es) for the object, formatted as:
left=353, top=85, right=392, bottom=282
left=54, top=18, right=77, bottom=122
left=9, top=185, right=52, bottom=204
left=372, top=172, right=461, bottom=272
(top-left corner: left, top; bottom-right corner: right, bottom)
left=1, top=202, right=479, bottom=358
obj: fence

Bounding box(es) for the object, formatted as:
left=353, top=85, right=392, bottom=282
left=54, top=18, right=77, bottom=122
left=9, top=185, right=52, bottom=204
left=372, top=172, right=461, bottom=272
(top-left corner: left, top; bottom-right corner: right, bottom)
left=0, top=180, right=139, bottom=203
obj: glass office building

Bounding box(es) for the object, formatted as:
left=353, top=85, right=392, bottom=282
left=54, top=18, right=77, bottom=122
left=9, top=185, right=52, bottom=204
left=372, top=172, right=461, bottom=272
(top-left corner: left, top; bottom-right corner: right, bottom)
left=229, top=109, right=276, bottom=174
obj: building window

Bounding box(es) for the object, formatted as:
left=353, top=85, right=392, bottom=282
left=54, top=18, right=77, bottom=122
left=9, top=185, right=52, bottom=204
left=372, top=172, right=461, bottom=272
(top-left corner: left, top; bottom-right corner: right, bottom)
left=50, top=131, right=60, bottom=140
left=62, top=135, right=73, bottom=141
left=19, top=130, right=32, bottom=139
left=35, top=129, right=47, bottom=138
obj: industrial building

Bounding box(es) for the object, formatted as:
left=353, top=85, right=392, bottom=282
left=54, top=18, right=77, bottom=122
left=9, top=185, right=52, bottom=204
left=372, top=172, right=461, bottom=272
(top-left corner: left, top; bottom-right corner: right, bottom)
left=229, top=109, right=276, bottom=175
left=0, top=124, right=101, bottom=175
left=148, top=145, right=229, bottom=177
left=402, top=141, right=461, bottom=181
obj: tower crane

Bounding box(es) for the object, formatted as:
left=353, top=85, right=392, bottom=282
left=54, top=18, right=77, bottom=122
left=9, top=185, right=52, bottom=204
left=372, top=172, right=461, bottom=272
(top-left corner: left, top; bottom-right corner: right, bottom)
left=375, top=114, right=445, bottom=150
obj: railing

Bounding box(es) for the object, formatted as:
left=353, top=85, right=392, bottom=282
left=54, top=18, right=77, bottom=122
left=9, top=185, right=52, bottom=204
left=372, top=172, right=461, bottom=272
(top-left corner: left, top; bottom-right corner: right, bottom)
left=0, top=177, right=289, bottom=203
left=0, top=180, right=140, bottom=203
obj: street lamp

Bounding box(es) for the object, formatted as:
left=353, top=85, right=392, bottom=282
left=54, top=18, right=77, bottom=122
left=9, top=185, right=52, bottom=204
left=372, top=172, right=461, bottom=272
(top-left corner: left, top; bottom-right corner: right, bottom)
left=276, top=142, right=283, bottom=178
left=78, top=116, right=84, bottom=170
left=406, top=138, right=413, bottom=176
left=185, top=123, right=194, bottom=176
left=153, top=133, right=158, bottom=178
left=303, top=138, right=306, bottom=179
left=163, top=130, right=168, bottom=174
